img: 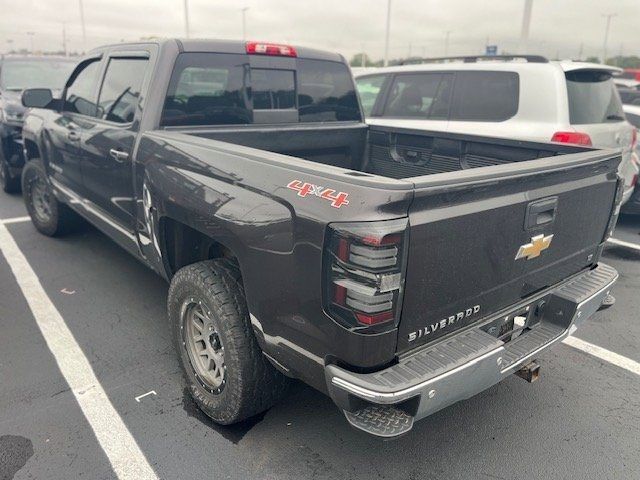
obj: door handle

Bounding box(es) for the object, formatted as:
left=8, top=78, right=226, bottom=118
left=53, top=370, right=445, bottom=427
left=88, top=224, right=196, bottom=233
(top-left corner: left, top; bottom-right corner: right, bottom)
left=67, top=131, right=80, bottom=141
left=525, top=197, right=558, bottom=230
left=109, top=148, right=129, bottom=163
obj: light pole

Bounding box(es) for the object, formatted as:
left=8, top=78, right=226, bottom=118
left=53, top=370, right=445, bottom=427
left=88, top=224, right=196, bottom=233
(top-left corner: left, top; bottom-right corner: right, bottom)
left=241, top=7, right=249, bottom=41
left=78, top=0, right=86, bottom=52
left=184, top=0, right=190, bottom=38
left=519, top=0, right=533, bottom=53
left=602, top=13, right=617, bottom=64
left=383, top=0, right=391, bottom=67
left=26, top=32, right=35, bottom=53
left=444, top=31, right=450, bottom=56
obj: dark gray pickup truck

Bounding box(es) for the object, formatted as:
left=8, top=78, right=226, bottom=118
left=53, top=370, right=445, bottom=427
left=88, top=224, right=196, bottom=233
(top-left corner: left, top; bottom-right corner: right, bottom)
left=20, top=39, right=620, bottom=437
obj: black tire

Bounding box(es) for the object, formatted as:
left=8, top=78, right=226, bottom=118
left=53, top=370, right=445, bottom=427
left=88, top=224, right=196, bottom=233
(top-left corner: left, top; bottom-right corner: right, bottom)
left=21, top=158, right=79, bottom=236
left=0, top=159, right=20, bottom=193
left=168, top=259, right=289, bottom=424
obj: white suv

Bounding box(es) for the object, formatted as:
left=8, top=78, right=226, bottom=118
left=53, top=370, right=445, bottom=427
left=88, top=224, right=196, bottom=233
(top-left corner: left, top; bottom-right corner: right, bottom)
left=354, top=56, right=638, bottom=204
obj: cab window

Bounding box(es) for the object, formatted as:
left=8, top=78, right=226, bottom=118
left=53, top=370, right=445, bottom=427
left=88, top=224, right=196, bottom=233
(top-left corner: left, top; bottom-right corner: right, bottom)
left=64, top=60, right=102, bottom=117
left=97, top=57, right=149, bottom=124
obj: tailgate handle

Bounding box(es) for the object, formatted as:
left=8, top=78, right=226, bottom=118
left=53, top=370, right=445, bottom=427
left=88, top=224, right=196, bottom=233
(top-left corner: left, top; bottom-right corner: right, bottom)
left=525, top=197, right=558, bottom=229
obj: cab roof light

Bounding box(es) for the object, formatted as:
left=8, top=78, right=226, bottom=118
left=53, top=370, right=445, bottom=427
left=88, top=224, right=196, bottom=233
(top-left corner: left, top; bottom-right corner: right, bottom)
left=551, top=131, right=592, bottom=146
left=246, top=41, right=297, bottom=57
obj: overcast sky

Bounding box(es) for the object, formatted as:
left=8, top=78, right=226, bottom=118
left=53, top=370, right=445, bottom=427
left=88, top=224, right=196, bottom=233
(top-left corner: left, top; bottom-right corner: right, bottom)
left=0, top=0, right=638, bottom=61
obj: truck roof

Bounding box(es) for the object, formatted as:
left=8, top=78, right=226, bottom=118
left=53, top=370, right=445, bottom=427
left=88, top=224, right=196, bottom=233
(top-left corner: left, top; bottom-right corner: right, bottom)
left=89, top=38, right=346, bottom=63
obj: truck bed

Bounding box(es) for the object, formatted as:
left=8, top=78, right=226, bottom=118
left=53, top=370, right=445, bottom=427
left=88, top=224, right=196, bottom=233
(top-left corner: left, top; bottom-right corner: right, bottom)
left=167, top=124, right=587, bottom=180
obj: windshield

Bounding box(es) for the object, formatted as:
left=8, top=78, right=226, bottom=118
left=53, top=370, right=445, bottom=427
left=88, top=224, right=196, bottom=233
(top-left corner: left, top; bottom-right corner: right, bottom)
left=566, top=70, right=625, bottom=124
left=0, top=60, right=75, bottom=90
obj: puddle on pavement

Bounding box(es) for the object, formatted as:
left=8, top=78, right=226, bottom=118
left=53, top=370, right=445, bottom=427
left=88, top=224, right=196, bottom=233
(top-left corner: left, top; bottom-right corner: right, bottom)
left=0, top=435, right=34, bottom=480
left=182, top=387, right=266, bottom=444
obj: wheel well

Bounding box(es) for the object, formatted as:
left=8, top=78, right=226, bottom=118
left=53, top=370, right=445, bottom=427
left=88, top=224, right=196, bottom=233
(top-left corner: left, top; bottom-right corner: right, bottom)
left=161, top=217, right=239, bottom=276
left=23, top=139, right=41, bottom=161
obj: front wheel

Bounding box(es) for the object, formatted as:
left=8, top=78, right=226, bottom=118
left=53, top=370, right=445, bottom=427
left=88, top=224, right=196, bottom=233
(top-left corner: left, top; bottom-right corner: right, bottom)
left=21, top=159, right=79, bottom=236
left=168, top=259, right=289, bottom=424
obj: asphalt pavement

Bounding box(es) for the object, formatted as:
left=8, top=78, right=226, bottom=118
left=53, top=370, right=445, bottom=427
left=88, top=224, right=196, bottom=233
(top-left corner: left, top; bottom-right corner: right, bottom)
left=1, top=189, right=639, bottom=480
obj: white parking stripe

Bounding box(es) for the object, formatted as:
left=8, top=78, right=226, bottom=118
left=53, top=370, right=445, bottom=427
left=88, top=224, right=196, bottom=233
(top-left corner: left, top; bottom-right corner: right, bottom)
left=563, top=336, right=640, bottom=376
left=0, top=215, right=31, bottom=225
left=607, top=237, right=640, bottom=252
left=0, top=222, right=158, bottom=480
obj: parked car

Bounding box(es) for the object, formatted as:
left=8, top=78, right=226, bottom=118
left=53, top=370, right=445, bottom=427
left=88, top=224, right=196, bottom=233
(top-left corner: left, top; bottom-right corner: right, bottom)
left=618, top=68, right=640, bottom=83
left=613, top=77, right=640, bottom=90
left=617, top=86, right=640, bottom=106
left=354, top=56, right=638, bottom=205
left=20, top=40, right=620, bottom=438
left=0, top=55, right=75, bottom=192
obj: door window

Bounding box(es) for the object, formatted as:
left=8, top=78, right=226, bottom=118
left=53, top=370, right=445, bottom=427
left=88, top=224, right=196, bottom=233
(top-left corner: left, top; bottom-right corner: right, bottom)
left=97, top=58, right=149, bottom=124
left=64, top=60, right=102, bottom=117
left=383, top=73, right=452, bottom=119
left=355, top=74, right=386, bottom=116
left=450, top=71, right=519, bottom=121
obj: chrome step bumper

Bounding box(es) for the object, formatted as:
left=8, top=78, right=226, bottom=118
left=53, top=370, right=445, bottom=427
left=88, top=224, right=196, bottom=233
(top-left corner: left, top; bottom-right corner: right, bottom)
left=326, top=263, right=618, bottom=437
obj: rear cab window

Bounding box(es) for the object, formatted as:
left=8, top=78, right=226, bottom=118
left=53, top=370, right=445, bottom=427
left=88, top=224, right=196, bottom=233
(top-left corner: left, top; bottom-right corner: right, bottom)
left=566, top=70, right=625, bottom=124
left=161, top=53, right=361, bottom=127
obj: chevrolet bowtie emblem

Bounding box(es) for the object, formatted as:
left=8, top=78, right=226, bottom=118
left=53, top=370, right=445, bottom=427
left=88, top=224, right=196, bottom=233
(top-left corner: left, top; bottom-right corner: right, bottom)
left=515, top=234, right=554, bottom=260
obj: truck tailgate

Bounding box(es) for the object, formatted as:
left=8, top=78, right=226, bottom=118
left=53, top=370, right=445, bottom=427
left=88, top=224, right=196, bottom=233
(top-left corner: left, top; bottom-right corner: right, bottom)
left=398, top=150, right=620, bottom=353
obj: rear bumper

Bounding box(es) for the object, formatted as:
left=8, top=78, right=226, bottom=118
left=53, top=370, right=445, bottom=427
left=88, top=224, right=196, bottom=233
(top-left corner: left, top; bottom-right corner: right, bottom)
left=325, top=263, right=618, bottom=437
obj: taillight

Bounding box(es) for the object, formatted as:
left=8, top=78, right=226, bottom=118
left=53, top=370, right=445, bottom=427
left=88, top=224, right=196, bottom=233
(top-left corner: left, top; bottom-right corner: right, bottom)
left=324, top=218, right=408, bottom=329
left=246, top=41, right=297, bottom=57
left=632, top=128, right=638, bottom=150
left=551, top=131, right=592, bottom=146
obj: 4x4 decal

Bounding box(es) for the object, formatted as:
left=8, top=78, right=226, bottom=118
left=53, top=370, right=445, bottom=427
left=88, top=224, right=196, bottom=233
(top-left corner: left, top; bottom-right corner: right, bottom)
left=287, top=180, right=350, bottom=209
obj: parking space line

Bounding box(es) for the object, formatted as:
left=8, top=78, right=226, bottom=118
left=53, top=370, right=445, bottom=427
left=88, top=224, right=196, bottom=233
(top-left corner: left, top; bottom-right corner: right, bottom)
left=0, top=215, right=31, bottom=225
left=563, top=336, right=640, bottom=377
left=607, top=237, right=640, bottom=252
left=0, top=222, right=158, bottom=480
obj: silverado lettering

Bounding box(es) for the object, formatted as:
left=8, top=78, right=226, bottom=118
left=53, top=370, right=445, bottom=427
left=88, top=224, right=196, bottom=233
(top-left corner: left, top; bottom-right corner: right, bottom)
left=408, top=305, right=481, bottom=342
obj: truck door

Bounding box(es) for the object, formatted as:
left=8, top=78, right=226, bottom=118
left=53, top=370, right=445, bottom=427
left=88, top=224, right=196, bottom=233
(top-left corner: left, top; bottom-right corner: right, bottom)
left=49, top=57, right=103, bottom=195
left=78, top=53, right=150, bottom=233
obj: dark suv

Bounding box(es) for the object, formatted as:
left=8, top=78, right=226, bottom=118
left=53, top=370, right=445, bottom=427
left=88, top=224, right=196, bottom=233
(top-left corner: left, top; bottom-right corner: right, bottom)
left=0, top=55, right=75, bottom=192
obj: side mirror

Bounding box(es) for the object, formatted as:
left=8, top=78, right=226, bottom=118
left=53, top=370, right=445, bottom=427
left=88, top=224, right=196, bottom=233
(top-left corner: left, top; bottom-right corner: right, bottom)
left=22, top=88, right=54, bottom=109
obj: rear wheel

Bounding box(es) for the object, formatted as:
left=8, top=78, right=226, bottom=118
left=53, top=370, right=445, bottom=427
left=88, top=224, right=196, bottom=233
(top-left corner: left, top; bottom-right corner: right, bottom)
left=0, top=159, right=20, bottom=193
left=168, top=259, right=289, bottom=424
left=21, top=159, right=79, bottom=236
